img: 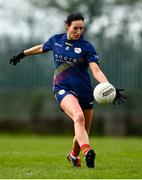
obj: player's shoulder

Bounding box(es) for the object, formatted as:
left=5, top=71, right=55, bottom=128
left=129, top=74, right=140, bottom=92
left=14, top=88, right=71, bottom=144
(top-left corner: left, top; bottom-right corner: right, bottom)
left=80, top=36, right=95, bottom=51
left=50, top=33, right=65, bottom=40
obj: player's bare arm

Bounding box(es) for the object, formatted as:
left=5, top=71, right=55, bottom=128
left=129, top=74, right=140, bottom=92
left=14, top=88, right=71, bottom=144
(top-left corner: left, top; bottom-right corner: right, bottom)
left=89, top=62, right=108, bottom=83
left=9, top=44, right=44, bottom=65
left=24, top=44, right=44, bottom=56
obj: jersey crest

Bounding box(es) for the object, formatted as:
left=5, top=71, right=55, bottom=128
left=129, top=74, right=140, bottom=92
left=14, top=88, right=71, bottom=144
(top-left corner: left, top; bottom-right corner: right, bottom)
left=74, top=47, right=82, bottom=54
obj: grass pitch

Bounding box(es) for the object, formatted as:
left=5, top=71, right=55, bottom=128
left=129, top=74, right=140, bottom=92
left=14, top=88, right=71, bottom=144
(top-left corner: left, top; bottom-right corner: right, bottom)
left=0, top=135, right=141, bottom=179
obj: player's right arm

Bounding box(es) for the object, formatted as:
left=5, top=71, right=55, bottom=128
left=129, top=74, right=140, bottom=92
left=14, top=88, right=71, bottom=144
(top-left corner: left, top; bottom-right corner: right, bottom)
left=9, top=44, right=45, bottom=65
left=23, top=44, right=44, bottom=56
left=10, top=35, right=54, bottom=65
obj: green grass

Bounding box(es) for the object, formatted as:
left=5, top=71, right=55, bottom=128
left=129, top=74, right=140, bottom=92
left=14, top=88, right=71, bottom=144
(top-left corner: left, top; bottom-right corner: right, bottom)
left=0, top=135, right=141, bottom=179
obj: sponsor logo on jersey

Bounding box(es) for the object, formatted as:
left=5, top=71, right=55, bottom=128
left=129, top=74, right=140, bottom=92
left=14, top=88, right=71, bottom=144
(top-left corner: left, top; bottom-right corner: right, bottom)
left=65, top=42, right=73, bottom=46
left=55, top=43, right=62, bottom=47
left=65, top=46, right=69, bottom=50
left=54, top=54, right=77, bottom=63
left=74, top=48, right=82, bottom=54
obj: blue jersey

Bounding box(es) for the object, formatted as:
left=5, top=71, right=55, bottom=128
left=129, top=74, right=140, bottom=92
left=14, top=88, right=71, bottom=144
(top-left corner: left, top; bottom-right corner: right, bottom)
left=42, top=33, right=99, bottom=102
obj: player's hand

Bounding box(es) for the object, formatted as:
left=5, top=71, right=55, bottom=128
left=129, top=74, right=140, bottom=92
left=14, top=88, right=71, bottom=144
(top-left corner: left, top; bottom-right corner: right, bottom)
left=10, top=51, right=25, bottom=65
left=113, top=88, right=127, bottom=105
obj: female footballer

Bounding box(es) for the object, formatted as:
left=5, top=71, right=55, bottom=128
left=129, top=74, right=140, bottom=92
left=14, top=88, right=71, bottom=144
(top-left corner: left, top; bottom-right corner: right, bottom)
left=10, top=12, right=126, bottom=168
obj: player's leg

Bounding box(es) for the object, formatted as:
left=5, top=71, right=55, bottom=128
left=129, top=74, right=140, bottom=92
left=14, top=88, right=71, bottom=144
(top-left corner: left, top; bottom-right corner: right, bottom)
left=61, top=95, right=95, bottom=168
left=71, top=136, right=80, bottom=157
left=60, top=94, right=89, bottom=146
left=83, top=109, right=96, bottom=168
left=61, top=94, right=94, bottom=167
left=71, top=109, right=93, bottom=157
left=69, top=108, right=95, bottom=168
left=84, top=109, right=93, bottom=133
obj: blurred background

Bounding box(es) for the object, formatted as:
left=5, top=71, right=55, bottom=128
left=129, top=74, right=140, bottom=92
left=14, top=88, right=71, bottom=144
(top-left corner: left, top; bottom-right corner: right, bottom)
left=0, top=0, right=142, bottom=136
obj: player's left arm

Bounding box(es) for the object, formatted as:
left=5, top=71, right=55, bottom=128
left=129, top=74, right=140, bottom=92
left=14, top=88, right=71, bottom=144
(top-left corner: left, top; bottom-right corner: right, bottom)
left=89, top=62, right=109, bottom=83
left=89, top=62, right=127, bottom=105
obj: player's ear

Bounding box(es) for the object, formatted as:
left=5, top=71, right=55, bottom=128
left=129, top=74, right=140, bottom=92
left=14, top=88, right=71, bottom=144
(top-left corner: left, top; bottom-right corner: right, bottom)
left=65, top=23, right=69, bottom=30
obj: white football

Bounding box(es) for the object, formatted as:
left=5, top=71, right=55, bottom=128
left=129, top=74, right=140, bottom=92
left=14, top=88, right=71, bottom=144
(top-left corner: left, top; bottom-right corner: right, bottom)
left=93, top=82, right=116, bottom=104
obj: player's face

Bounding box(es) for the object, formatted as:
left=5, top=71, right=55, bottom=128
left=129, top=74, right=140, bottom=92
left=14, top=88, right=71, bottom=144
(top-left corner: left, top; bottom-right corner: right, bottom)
left=66, top=20, right=84, bottom=40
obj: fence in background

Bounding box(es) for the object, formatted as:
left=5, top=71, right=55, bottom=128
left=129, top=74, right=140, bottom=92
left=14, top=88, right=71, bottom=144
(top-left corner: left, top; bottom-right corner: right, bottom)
left=0, top=38, right=142, bottom=135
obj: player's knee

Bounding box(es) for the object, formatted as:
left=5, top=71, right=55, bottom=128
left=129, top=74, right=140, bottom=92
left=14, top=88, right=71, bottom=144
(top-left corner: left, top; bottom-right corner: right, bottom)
left=74, top=113, right=85, bottom=126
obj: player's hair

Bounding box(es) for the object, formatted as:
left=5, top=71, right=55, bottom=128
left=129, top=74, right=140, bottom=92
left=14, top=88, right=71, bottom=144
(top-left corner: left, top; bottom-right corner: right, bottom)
left=65, top=12, right=84, bottom=26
